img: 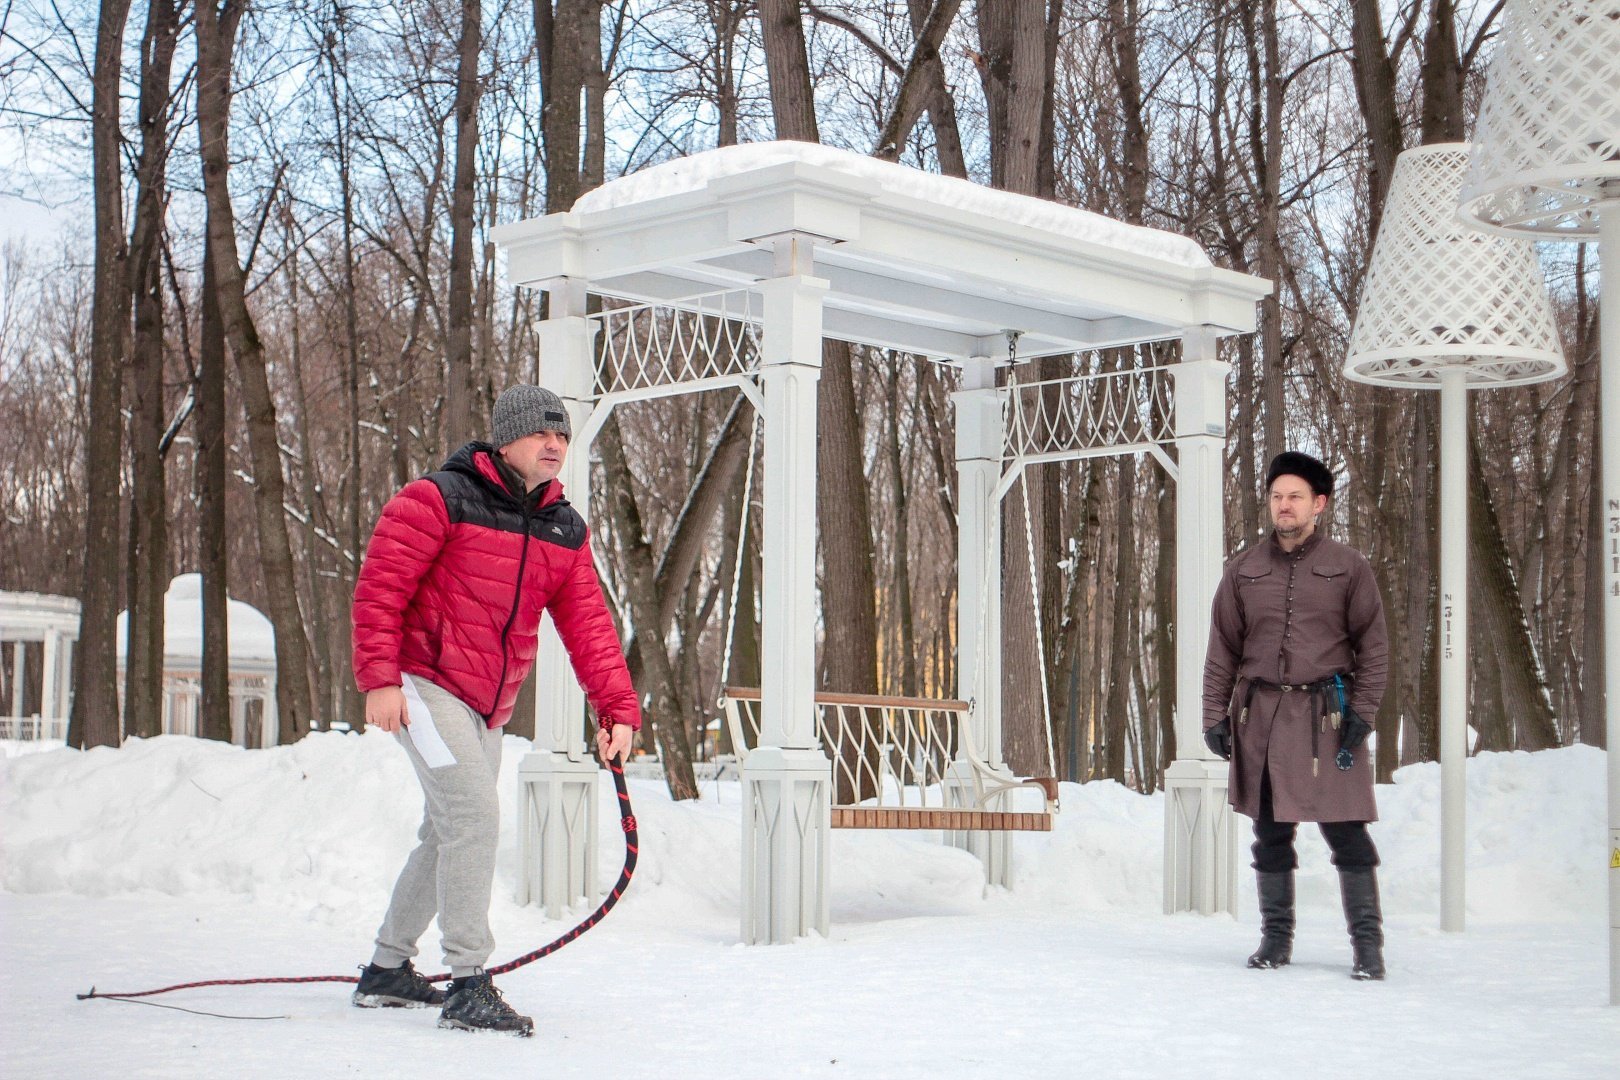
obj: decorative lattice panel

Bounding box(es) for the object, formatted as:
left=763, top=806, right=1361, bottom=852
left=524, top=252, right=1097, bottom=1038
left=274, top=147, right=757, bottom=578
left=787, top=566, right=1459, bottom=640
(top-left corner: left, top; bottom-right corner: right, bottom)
left=1004, top=365, right=1175, bottom=460
left=591, top=289, right=761, bottom=398
left=724, top=690, right=962, bottom=808
left=1347, top=143, right=1565, bottom=389
left=1459, top=0, right=1620, bottom=237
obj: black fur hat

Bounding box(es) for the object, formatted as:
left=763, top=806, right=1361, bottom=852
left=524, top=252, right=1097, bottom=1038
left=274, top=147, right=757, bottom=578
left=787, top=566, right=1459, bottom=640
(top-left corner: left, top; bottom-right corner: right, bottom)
left=1266, top=451, right=1333, bottom=498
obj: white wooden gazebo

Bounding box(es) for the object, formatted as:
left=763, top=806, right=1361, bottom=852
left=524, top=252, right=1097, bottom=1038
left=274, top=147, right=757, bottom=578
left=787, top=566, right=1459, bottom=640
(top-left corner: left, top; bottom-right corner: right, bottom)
left=0, top=590, right=79, bottom=741
left=116, top=574, right=279, bottom=748
left=491, top=141, right=1271, bottom=942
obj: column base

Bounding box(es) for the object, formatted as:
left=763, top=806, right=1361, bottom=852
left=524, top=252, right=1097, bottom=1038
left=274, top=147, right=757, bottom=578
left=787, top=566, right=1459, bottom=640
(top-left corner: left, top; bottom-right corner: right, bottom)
left=517, top=750, right=599, bottom=918
left=942, top=761, right=1013, bottom=889
left=1163, top=758, right=1240, bottom=915
left=740, top=747, right=831, bottom=944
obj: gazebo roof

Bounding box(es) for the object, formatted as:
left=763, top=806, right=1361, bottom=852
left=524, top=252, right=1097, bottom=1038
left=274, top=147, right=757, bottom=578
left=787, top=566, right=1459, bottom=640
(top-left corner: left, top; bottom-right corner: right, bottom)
left=0, top=591, right=80, bottom=637
left=116, top=574, right=276, bottom=668
left=492, top=142, right=1270, bottom=361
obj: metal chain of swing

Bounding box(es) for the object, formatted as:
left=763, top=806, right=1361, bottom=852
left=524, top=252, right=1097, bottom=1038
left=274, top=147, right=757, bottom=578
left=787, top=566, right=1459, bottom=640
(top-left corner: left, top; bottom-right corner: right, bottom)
left=716, top=392, right=761, bottom=704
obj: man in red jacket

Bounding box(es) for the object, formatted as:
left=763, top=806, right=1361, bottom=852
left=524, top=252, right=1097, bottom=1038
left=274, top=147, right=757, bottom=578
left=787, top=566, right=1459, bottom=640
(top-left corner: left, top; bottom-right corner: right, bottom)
left=348, top=385, right=640, bottom=1037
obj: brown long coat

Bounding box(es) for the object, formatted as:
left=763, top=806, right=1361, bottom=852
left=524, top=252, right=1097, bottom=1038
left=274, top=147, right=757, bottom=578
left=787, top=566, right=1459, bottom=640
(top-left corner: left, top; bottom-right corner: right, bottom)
left=1202, top=530, right=1388, bottom=823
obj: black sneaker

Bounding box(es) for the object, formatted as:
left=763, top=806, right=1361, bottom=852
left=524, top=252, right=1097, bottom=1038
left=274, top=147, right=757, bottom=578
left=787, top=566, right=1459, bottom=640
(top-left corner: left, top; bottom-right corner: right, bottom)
left=438, top=972, right=534, bottom=1037
left=351, top=960, right=446, bottom=1009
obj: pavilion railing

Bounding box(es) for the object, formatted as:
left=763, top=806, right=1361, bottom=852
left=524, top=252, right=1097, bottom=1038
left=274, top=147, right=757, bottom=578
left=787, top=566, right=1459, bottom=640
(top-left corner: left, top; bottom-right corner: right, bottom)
left=0, top=715, right=68, bottom=740
left=1005, top=364, right=1175, bottom=462
left=591, top=289, right=762, bottom=399
left=723, top=688, right=964, bottom=809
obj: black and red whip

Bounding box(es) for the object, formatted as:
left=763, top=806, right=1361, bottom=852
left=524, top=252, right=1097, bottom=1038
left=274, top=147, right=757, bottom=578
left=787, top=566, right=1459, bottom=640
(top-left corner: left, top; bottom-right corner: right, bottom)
left=78, top=759, right=638, bottom=1008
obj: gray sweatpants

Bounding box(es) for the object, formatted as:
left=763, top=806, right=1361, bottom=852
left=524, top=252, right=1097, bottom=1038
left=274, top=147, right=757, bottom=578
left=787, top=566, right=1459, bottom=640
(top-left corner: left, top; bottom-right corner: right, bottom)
left=371, top=676, right=503, bottom=978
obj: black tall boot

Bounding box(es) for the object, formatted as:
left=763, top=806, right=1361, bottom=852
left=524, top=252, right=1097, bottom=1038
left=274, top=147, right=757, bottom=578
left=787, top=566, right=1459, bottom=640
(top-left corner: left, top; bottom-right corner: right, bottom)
left=1247, top=870, right=1294, bottom=969
left=1339, top=867, right=1385, bottom=980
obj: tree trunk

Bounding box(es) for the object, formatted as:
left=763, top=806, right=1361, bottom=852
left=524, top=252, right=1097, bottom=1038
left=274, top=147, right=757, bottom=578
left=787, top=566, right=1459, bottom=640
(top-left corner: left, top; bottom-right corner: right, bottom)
left=123, top=0, right=181, bottom=741
left=71, top=0, right=135, bottom=750
left=976, top=0, right=1046, bottom=193
left=1240, top=0, right=1285, bottom=463
left=326, top=13, right=365, bottom=733
left=872, top=0, right=965, bottom=161
left=1467, top=424, right=1560, bottom=751
left=198, top=236, right=232, bottom=745
left=883, top=356, right=918, bottom=695
left=596, top=412, right=701, bottom=800
left=1103, top=455, right=1136, bottom=782
left=196, top=0, right=316, bottom=743
left=1577, top=246, right=1604, bottom=747
left=759, top=0, right=819, bottom=142
left=1153, top=447, right=1177, bottom=775
left=444, top=0, right=481, bottom=451
left=283, top=194, right=335, bottom=734
left=537, top=1, right=594, bottom=214
left=1419, top=0, right=1464, bottom=144
left=903, top=0, right=968, bottom=177
left=1347, top=0, right=1404, bottom=239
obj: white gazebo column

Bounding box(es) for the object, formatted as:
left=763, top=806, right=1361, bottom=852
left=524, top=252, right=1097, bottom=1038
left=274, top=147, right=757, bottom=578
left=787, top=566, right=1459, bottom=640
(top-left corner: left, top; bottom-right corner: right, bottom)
left=55, top=634, right=73, bottom=724
left=40, top=631, right=59, bottom=738
left=9, top=640, right=23, bottom=721
left=1438, top=368, right=1468, bottom=931
left=741, top=236, right=832, bottom=944
left=1163, top=328, right=1239, bottom=916
left=947, top=350, right=1012, bottom=885
left=517, top=277, right=601, bottom=916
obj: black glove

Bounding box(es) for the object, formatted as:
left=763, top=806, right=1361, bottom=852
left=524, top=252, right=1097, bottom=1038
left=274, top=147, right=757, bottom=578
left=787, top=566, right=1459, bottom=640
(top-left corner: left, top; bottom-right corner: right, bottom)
left=1204, top=718, right=1232, bottom=760
left=1340, top=708, right=1372, bottom=751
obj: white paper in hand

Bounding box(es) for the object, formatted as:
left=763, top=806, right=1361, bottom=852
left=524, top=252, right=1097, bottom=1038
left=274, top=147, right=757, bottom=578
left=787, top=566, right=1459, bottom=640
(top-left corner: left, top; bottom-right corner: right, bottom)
left=399, top=675, right=457, bottom=769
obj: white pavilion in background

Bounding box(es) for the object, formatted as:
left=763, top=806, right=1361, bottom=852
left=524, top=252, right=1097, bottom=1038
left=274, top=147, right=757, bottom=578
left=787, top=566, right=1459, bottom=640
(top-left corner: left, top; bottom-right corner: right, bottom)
left=116, top=573, right=279, bottom=748
left=0, top=590, right=79, bottom=741
left=492, top=140, right=1271, bottom=941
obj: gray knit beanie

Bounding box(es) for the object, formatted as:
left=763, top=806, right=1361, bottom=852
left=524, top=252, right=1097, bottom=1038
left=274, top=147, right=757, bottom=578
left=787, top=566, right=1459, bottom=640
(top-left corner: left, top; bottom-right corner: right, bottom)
left=491, top=385, right=571, bottom=447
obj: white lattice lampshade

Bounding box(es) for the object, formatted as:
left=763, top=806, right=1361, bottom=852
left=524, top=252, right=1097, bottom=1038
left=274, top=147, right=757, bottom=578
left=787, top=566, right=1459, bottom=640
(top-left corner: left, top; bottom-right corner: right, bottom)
left=1458, top=0, right=1620, bottom=237
left=1346, top=144, right=1565, bottom=389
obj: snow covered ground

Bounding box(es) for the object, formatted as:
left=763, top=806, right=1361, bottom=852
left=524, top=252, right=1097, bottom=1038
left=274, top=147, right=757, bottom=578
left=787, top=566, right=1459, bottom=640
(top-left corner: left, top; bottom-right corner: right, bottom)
left=3, top=733, right=1615, bottom=1078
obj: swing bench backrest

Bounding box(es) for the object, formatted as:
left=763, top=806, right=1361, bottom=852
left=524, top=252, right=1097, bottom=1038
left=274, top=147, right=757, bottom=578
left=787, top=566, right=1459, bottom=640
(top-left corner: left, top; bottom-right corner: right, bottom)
left=720, top=687, right=1057, bottom=831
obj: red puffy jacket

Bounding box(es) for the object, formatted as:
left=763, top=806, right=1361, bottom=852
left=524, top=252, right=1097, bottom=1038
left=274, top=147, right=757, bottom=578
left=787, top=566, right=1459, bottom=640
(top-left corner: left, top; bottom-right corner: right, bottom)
left=352, top=443, right=640, bottom=731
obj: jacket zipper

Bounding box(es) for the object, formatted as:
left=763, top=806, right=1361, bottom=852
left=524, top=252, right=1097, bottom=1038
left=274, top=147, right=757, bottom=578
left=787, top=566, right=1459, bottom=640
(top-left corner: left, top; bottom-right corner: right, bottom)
left=491, top=501, right=534, bottom=721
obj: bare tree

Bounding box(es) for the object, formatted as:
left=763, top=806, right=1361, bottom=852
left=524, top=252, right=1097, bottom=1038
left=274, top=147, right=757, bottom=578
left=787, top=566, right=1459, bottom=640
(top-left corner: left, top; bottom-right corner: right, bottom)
left=196, top=0, right=317, bottom=741
left=124, top=0, right=183, bottom=740
left=759, top=0, right=883, bottom=804
left=70, top=0, right=136, bottom=750
left=443, top=0, right=482, bottom=450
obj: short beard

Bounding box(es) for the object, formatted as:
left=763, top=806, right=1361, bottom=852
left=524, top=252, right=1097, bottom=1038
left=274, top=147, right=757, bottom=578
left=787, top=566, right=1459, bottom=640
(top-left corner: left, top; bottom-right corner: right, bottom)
left=1274, top=520, right=1311, bottom=540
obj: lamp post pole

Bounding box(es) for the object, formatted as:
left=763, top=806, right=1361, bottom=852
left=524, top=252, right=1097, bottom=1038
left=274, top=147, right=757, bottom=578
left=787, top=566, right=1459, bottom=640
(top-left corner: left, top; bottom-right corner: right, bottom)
left=1438, top=366, right=1469, bottom=932
left=1599, top=206, right=1620, bottom=1003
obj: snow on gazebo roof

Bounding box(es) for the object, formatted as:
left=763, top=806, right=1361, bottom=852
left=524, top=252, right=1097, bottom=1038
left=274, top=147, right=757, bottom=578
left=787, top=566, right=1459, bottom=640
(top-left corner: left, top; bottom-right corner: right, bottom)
left=492, top=141, right=1270, bottom=361
left=0, top=591, right=81, bottom=636
left=116, top=574, right=276, bottom=668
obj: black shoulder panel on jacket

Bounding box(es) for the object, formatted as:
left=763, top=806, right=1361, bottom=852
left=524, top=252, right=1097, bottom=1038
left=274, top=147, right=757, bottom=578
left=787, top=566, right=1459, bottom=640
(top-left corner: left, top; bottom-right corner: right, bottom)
left=427, top=471, right=588, bottom=552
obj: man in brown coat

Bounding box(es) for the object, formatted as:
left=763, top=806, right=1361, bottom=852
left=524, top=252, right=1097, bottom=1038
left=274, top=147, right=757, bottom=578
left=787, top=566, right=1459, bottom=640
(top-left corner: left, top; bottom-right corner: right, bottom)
left=1202, top=451, right=1390, bottom=980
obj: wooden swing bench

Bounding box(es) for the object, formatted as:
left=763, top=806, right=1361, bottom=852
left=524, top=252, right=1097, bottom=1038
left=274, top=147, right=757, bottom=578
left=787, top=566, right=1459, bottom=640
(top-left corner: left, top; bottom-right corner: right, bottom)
left=721, top=687, right=1058, bottom=832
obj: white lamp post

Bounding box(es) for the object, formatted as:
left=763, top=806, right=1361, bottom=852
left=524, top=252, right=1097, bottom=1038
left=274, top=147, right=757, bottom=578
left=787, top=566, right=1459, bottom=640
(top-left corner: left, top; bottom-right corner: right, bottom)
left=1346, top=142, right=1565, bottom=934
left=1457, top=0, right=1620, bottom=1002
